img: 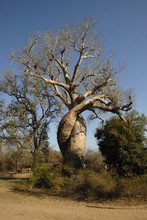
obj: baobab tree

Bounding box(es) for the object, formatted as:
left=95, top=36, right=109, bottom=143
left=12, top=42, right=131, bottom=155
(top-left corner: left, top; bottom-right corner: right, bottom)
left=11, top=18, right=132, bottom=168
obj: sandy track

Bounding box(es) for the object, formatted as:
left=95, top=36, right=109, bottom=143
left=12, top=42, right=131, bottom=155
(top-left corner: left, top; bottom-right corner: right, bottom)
left=0, top=181, right=147, bottom=220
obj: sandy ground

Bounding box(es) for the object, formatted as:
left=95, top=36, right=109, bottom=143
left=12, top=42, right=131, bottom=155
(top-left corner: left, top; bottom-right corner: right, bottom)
left=0, top=179, right=147, bottom=220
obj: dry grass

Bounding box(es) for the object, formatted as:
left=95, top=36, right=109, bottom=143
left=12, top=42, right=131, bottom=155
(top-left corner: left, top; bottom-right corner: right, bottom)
left=1, top=168, right=147, bottom=203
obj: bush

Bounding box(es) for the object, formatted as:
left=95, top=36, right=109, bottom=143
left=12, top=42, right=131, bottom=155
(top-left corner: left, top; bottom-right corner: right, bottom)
left=85, top=150, right=104, bottom=172
left=118, top=175, right=147, bottom=200
left=29, top=164, right=64, bottom=193
left=31, top=164, right=54, bottom=189
left=19, top=165, right=147, bottom=202
left=29, top=166, right=119, bottom=200
left=63, top=169, right=119, bottom=200
left=65, top=170, right=147, bottom=201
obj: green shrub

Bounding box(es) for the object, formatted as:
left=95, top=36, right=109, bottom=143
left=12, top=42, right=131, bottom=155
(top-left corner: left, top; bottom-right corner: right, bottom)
left=62, top=163, right=77, bottom=177
left=31, top=164, right=54, bottom=189
left=29, top=164, right=64, bottom=193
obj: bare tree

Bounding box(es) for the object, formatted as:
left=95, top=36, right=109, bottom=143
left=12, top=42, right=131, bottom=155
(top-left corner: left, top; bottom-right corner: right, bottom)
left=0, top=72, right=61, bottom=168
left=10, top=18, right=132, bottom=168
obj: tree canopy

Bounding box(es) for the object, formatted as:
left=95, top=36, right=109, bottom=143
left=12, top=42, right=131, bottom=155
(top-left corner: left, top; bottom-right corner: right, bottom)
left=11, top=18, right=132, bottom=116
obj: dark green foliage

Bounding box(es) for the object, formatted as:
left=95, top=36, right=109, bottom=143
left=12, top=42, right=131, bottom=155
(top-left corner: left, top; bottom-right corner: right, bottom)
left=95, top=111, right=147, bottom=176
left=40, top=123, right=50, bottom=162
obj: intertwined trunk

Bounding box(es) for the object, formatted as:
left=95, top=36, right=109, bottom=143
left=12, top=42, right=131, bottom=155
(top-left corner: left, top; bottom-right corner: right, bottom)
left=57, top=109, right=86, bottom=169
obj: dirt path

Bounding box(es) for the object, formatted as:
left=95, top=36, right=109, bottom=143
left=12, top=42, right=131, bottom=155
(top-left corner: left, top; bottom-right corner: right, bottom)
left=0, top=180, right=147, bottom=220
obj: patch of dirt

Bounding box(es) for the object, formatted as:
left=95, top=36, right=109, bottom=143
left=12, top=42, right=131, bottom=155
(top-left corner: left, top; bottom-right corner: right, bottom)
left=0, top=179, right=147, bottom=220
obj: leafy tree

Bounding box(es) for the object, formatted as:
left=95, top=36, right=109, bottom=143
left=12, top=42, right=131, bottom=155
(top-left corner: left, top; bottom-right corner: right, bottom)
left=0, top=72, right=60, bottom=168
left=10, top=18, right=132, bottom=168
left=38, top=120, right=51, bottom=163
left=95, top=111, right=147, bottom=176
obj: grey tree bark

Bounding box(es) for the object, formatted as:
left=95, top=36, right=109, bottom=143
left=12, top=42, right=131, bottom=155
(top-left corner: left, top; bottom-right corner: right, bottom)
left=57, top=111, right=86, bottom=168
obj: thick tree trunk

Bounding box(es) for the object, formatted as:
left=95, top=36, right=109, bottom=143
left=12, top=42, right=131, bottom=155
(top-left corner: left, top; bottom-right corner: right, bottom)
left=57, top=110, right=86, bottom=169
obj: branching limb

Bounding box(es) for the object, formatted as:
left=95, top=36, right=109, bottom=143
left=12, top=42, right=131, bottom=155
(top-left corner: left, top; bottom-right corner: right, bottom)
left=82, top=76, right=113, bottom=98
left=27, top=70, right=70, bottom=90
left=89, top=109, right=104, bottom=125
left=51, top=54, right=71, bottom=84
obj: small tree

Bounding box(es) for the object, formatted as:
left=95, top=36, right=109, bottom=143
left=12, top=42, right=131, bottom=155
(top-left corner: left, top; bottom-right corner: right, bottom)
left=39, top=121, right=51, bottom=163
left=95, top=111, right=147, bottom=176
left=0, top=72, right=60, bottom=169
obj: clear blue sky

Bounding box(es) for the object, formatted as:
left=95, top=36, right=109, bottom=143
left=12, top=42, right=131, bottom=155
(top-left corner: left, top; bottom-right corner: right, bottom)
left=0, top=0, right=147, bottom=150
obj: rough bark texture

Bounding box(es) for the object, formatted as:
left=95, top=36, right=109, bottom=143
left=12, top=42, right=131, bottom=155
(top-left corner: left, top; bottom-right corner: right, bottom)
left=57, top=110, right=86, bottom=168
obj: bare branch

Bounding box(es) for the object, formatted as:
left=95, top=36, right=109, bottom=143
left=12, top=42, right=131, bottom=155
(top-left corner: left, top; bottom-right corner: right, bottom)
left=92, top=98, right=132, bottom=114
left=52, top=55, right=71, bottom=84
left=83, top=77, right=113, bottom=98
left=88, top=109, right=105, bottom=125
left=28, top=71, right=70, bottom=90
left=72, top=50, right=84, bottom=83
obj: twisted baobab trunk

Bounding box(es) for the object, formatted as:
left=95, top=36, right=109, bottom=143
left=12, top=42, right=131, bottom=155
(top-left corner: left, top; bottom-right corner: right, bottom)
left=57, top=109, right=86, bottom=168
